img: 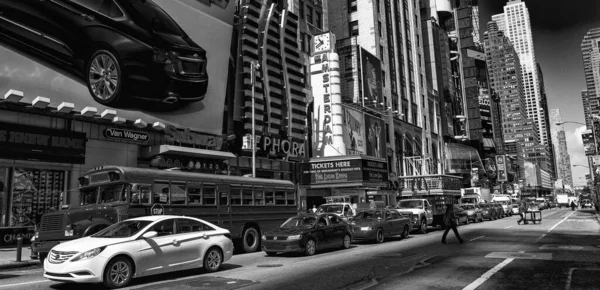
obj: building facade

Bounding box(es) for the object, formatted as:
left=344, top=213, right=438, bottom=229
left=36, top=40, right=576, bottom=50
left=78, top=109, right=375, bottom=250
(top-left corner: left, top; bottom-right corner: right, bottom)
left=492, top=0, right=548, bottom=146
left=581, top=28, right=600, bottom=127
left=549, top=109, right=574, bottom=188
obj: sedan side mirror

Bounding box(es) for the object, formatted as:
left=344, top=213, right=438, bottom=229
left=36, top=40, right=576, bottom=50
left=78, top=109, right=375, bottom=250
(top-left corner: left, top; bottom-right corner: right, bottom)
left=142, top=231, right=158, bottom=239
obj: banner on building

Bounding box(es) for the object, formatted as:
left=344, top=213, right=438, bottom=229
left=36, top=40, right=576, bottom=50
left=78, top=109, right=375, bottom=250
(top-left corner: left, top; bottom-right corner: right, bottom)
left=311, top=52, right=345, bottom=157
left=496, top=155, right=507, bottom=182
left=364, top=114, right=386, bottom=159
left=360, top=48, right=383, bottom=107
left=342, top=105, right=366, bottom=156
left=582, top=130, right=596, bottom=156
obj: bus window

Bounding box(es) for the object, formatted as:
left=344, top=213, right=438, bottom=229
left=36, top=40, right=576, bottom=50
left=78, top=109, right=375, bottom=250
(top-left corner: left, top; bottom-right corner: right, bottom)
left=170, top=182, right=186, bottom=205
left=254, top=188, right=264, bottom=205
left=131, top=185, right=150, bottom=204
left=265, top=190, right=275, bottom=205
left=187, top=186, right=201, bottom=204
left=153, top=182, right=170, bottom=204
left=230, top=186, right=241, bottom=205
left=203, top=184, right=216, bottom=205
left=287, top=190, right=296, bottom=205
left=99, top=184, right=124, bottom=203
left=275, top=189, right=286, bottom=205
left=242, top=186, right=253, bottom=205
left=81, top=187, right=98, bottom=205
left=219, top=192, right=229, bottom=206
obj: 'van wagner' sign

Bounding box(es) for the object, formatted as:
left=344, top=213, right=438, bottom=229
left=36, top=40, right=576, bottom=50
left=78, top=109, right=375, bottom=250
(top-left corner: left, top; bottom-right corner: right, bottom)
left=0, top=122, right=87, bottom=164
left=104, top=128, right=149, bottom=143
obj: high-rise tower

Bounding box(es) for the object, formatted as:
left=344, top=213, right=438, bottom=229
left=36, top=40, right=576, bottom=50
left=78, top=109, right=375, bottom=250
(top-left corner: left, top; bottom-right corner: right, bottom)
left=581, top=28, right=600, bottom=127
left=549, top=109, right=573, bottom=188
left=492, top=0, right=548, bottom=146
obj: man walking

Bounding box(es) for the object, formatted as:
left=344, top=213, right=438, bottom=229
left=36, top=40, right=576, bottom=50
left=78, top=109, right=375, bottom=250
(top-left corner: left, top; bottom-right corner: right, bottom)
left=517, top=202, right=527, bottom=225
left=442, top=204, right=464, bottom=244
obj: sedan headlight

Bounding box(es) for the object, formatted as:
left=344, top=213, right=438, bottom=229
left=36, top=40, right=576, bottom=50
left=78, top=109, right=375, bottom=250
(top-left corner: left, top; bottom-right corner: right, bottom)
left=287, top=235, right=302, bottom=240
left=71, top=247, right=105, bottom=262
left=360, top=227, right=372, bottom=231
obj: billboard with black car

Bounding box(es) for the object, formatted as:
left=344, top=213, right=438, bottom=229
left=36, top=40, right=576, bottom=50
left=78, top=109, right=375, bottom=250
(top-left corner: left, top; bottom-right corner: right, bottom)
left=0, top=0, right=235, bottom=135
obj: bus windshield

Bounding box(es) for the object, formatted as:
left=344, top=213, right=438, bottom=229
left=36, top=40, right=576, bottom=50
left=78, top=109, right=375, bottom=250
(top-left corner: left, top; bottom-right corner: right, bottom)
left=80, top=184, right=126, bottom=205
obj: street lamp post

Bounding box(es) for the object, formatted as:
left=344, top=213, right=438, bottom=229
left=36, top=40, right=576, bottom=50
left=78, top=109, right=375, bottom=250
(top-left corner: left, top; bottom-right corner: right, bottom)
left=250, top=61, right=260, bottom=178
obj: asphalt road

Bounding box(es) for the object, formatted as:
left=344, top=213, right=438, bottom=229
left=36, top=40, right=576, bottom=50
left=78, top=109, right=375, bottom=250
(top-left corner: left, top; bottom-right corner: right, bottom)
left=1, top=208, right=599, bottom=290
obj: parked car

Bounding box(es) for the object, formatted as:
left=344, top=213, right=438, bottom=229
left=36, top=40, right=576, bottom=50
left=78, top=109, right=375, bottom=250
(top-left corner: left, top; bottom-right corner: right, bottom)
left=454, top=205, right=470, bottom=225
left=395, top=199, right=434, bottom=234
left=261, top=213, right=353, bottom=256
left=317, top=203, right=356, bottom=222
left=582, top=200, right=593, bottom=209
left=479, top=203, right=498, bottom=220
left=461, top=204, right=484, bottom=223
left=492, top=203, right=506, bottom=218
left=0, top=0, right=209, bottom=107
left=44, top=215, right=233, bottom=288
left=511, top=204, right=520, bottom=215
left=351, top=209, right=411, bottom=243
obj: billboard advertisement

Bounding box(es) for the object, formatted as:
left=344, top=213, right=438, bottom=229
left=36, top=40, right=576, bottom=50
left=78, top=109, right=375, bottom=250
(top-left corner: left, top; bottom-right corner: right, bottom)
left=342, top=106, right=366, bottom=156
left=496, top=155, right=507, bottom=182
left=0, top=0, right=235, bottom=136
left=360, top=48, right=383, bottom=107
left=582, top=130, right=596, bottom=156
left=364, top=114, right=386, bottom=158
left=311, top=52, right=345, bottom=157
left=300, top=158, right=388, bottom=185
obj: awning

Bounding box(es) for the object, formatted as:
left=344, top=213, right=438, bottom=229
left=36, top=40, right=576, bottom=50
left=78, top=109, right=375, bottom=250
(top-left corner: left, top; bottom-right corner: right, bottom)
left=141, top=145, right=236, bottom=160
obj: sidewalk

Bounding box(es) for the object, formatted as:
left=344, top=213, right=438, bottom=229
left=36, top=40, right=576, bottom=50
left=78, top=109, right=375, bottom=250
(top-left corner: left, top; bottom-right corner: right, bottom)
left=0, top=246, right=41, bottom=270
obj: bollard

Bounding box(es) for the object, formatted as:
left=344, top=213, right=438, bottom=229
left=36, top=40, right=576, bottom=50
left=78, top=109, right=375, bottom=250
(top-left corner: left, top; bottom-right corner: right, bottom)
left=16, top=237, right=22, bottom=262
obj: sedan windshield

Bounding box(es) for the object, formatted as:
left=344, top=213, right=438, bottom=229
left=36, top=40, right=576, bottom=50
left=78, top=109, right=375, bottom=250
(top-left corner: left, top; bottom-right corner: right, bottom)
left=281, top=217, right=316, bottom=228
left=398, top=200, right=423, bottom=209
left=317, top=205, right=343, bottom=214
left=93, top=220, right=152, bottom=238
left=354, top=211, right=383, bottom=220
left=127, top=0, right=184, bottom=36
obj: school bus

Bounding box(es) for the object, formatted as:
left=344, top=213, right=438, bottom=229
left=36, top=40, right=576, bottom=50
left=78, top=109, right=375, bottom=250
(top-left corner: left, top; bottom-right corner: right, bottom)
left=32, top=166, right=297, bottom=261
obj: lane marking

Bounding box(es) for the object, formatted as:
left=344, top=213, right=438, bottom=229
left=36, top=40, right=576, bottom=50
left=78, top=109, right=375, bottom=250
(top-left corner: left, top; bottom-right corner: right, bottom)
left=504, top=226, right=513, bottom=229
left=0, top=280, right=49, bottom=288
left=462, top=258, right=514, bottom=290
left=548, top=211, right=575, bottom=233
left=535, top=234, right=547, bottom=244
left=469, top=235, right=485, bottom=242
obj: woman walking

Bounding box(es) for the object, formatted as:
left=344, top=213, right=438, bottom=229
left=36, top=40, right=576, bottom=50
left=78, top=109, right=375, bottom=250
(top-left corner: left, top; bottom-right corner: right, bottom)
left=441, top=204, right=464, bottom=244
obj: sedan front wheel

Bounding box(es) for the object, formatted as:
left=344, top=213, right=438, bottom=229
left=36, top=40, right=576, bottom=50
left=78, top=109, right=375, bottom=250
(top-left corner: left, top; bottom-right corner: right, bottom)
left=375, top=228, right=384, bottom=243
left=341, top=234, right=351, bottom=249
left=305, top=239, right=316, bottom=256
left=87, top=49, right=123, bottom=106
left=103, top=256, right=132, bottom=289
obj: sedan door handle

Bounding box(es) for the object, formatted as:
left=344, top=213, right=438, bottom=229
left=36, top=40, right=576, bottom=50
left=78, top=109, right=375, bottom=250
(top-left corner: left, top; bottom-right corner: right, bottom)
left=202, top=233, right=209, bottom=239
left=172, top=239, right=178, bottom=245
left=82, top=14, right=94, bottom=21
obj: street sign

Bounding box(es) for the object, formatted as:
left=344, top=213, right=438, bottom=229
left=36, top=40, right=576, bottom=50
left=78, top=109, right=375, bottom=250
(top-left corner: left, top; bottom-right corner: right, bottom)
left=496, top=155, right=507, bottom=182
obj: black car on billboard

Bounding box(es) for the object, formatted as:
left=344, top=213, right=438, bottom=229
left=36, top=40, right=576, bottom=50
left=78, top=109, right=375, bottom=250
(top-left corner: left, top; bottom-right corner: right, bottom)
left=0, top=0, right=208, bottom=106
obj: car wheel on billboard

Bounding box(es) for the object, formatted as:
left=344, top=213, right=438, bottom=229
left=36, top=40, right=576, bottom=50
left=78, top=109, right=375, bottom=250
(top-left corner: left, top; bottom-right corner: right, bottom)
left=86, top=49, right=123, bottom=106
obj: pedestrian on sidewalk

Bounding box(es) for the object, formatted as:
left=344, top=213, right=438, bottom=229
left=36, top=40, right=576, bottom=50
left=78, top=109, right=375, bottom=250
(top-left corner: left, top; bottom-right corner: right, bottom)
left=517, top=202, right=527, bottom=225
left=441, top=204, right=463, bottom=244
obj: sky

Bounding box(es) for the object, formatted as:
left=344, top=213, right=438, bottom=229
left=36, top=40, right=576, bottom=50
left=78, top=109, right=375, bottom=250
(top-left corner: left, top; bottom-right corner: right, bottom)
left=478, top=0, right=600, bottom=186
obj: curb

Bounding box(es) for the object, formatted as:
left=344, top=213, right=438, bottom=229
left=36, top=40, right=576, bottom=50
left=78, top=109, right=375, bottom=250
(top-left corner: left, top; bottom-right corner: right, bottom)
left=0, top=260, right=40, bottom=270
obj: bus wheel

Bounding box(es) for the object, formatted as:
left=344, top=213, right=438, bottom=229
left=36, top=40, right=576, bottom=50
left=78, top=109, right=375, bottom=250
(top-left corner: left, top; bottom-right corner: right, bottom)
left=242, top=227, right=260, bottom=253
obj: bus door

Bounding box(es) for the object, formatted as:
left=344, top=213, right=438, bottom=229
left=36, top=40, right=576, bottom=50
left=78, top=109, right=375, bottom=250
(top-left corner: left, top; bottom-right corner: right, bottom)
left=217, top=184, right=232, bottom=230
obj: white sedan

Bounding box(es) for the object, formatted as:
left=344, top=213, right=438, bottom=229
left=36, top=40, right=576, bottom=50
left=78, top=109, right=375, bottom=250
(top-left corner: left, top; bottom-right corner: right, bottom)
left=44, top=215, right=233, bottom=288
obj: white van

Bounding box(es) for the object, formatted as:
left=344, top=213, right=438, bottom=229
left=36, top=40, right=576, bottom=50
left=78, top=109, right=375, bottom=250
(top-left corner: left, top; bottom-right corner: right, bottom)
left=491, top=195, right=513, bottom=216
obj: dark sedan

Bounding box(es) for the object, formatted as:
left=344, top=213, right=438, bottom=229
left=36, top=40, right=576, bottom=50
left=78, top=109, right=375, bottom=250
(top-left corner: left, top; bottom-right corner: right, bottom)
left=461, top=204, right=484, bottom=223
left=261, top=213, right=353, bottom=256
left=479, top=203, right=498, bottom=220
left=0, top=0, right=208, bottom=107
left=351, top=209, right=411, bottom=243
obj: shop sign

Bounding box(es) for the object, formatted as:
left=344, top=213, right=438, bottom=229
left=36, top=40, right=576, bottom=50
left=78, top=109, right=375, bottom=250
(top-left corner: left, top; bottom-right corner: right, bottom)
left=0, top=122, right=87, bottom=164
left=301, top=159, right=388, bottom=185
left=0, top=227, right=35, bottom=247
left=104, top=128, right=149, bottom=143
left=164, top=125, right=223, bottom=150
left=258, top=135, right=306, bottom=158
left=149, top=155, right=226, bottom=173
